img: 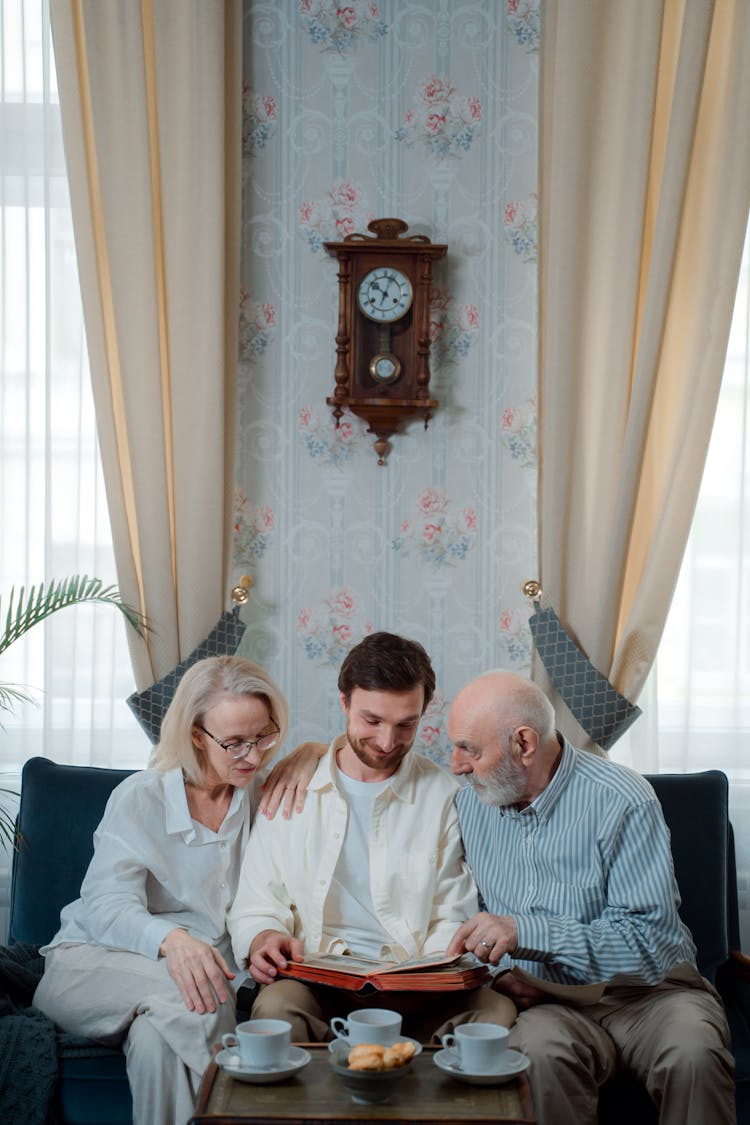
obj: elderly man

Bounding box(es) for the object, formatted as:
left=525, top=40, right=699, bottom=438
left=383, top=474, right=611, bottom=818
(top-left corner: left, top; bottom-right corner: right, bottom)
left=446, top=670, right=734, bottom=1125
left=228, top=632, right=515, bottom=1043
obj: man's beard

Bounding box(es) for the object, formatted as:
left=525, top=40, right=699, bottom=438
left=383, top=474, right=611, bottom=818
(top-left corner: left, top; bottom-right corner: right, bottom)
left=346, top=725, right=412, bottom=774
left=471, top=753, right=527, bottom=807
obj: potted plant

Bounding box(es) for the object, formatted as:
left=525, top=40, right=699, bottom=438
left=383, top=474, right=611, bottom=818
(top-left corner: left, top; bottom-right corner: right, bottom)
left=0, top=575, right=146, bottom=848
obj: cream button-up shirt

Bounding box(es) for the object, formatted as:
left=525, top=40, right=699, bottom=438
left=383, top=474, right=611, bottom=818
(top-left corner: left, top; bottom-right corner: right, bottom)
left=228, top=743, right=478, bottom=967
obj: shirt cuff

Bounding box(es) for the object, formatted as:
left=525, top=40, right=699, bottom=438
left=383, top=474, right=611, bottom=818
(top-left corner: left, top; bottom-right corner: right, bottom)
left=512, top=914, right=553, bottom=962
left=141, top=917, right=180, bottom=959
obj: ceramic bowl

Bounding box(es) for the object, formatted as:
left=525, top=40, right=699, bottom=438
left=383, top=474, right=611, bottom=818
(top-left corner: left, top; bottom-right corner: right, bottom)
left=328, top=1041, right=413, bottom=1105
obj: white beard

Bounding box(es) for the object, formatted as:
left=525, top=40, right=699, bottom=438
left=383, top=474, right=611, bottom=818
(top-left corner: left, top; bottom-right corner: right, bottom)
left=471, top=753, right=527, bottom=807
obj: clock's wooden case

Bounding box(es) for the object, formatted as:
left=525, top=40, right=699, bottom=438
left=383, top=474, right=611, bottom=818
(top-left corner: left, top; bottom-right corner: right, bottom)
left=324, top=218, right=447, bottom=463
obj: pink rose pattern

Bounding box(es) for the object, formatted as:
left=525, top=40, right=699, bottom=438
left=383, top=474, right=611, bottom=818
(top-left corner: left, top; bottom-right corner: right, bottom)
left=300, top=179, right=374, bottom=254
left=503, top=194, right=538, bottom=263
left=394, top=488, right=478, bottom=569
left=429, top=286, right=480, bottom=364
left=299, top=0, right=387, bottom=55
left=505, top=0, right=540, bottom=53
left=233, top=488, right=276, bottom=566
left=239, top=287, right=277, bottom=361
left=498, top=606, right=533, bottom=666
left=396, top=75, right=482, bottom=161
left=297, top=586, right=374, bottom=665
left=242, top=85, right=278, bottom=156
left=298, top=405, right=368, bottom=465
left=502, top=392, right=537, bottom=467
left=416, top=691, right=451, bottom=767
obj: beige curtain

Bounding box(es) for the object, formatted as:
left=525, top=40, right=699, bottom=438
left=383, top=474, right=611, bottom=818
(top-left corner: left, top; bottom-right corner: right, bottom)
left=537, top=0, right=750, bottom=749
left=49, top=0, right=242, bottom=689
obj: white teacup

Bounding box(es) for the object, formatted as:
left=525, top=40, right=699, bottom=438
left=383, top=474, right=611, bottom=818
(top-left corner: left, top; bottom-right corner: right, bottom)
left=440, top=1022, right=510, bottom=1074
left=221, top=1018, right=291, bottom=1069
left=330, top=1007, right=402, bottom=1047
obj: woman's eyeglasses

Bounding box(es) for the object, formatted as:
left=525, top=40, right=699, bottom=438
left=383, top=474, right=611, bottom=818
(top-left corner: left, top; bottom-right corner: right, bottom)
left=199, top=722, right=280, bottom=761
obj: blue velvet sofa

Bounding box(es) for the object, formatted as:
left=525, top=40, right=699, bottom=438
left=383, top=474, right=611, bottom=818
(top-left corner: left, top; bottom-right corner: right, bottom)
left=7, top=757, right=750, bottom=1125
left=9, top=759, right=134, bottom=1125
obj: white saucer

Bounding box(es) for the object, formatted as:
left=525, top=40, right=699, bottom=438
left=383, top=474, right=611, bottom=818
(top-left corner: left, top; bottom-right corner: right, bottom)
left=216, top=1046, right=311, bottom=1084
left=327, top=1035, right=422, bottom=1057
left=433, top=1047, right=529, bottom=1085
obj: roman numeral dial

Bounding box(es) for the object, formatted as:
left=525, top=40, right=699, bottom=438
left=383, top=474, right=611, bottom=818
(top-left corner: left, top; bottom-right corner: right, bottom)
left=357, top=267, right=413, bottom=323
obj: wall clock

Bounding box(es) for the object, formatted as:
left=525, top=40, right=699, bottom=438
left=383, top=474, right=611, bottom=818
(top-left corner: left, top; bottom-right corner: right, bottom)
left=324, top=218, right=447, bottom=464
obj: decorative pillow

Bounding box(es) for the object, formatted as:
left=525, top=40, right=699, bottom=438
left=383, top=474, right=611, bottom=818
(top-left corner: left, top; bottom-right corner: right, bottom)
left=126, top=609, right=246, bottom=743
left=529, top=604, right=641, bottom=750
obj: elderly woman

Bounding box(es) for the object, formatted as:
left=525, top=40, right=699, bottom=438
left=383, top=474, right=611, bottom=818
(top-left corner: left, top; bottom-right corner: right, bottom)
left=33, top=655, right=319, bottom=1125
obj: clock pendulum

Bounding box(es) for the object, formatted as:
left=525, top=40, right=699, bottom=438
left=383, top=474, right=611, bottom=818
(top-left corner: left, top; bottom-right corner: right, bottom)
left=369, top=325, right=401, bottom=386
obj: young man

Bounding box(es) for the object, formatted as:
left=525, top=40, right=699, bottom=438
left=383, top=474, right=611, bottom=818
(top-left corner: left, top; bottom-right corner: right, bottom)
left=446, top=670, right=735, bottom=1125
left=228, top=632, right=515, bottom=1042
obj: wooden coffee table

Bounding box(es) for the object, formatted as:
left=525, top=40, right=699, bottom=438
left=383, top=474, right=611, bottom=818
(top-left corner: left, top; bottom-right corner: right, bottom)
left=188, top=1044, right=535, bottom=1124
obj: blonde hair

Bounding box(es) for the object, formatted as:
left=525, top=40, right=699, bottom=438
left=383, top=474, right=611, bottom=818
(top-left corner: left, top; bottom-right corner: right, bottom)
left=149, top=655, right=289, bottom=786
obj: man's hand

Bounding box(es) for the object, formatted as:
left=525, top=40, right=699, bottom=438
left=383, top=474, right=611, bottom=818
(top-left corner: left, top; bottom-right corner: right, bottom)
left=493, top=968, right=549, bottom=1011
left=159, top=928, right=235, bottom=1013
left=249, top=929, right=305, bottom=986
left=446, top=911, right=519, bottom=965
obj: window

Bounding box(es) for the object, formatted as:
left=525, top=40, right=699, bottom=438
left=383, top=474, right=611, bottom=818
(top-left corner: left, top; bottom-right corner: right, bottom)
left=612, top=224, right=750, bottom=945
left=0, top=0, right=141, bottom=773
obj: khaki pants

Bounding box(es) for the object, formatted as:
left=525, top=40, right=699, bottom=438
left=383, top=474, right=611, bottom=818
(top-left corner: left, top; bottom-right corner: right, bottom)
left=34, top=943, right=237, bottom=1125
left=252, top=977, right=516, bottom=1043
left=506, top=966, right=735, bottom=1125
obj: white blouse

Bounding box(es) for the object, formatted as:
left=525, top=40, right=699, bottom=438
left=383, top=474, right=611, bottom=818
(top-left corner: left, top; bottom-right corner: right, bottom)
left=42, top=766, right=252, bottom=972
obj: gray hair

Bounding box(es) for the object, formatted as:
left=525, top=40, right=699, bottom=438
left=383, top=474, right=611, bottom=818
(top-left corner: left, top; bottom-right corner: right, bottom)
left=474, top=670, right=556, bottom=748
left=149, top=655, right=289, bottom=785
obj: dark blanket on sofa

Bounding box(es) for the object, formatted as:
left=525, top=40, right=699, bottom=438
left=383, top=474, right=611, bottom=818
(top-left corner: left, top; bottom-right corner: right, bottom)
left=0, top=942, right=58, bottom=1125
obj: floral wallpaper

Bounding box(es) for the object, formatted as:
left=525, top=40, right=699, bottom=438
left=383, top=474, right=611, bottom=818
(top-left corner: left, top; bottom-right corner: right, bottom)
left=237, top=0, right=539, bottom=760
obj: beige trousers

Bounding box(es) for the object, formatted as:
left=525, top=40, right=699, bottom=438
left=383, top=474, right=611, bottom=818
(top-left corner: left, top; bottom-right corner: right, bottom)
left=252, top=977, right=516, bottom=1044
left=506, top=967, right=735, bottom=1125
left=33, top=943, right=237, bottom=1125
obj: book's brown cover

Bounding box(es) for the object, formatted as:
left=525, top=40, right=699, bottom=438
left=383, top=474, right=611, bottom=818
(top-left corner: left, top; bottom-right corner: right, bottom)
left=276, top=953, right=491, bottom=994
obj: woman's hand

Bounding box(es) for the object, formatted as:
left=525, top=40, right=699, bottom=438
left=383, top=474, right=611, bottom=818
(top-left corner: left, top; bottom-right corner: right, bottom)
left=258, top=739, right=332, bottom=819
left=160, top=928, right=235, bottom=1014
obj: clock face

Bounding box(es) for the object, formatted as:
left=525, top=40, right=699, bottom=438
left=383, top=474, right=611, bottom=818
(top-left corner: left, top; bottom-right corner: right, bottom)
left=357, top=267, right=413, bottom=323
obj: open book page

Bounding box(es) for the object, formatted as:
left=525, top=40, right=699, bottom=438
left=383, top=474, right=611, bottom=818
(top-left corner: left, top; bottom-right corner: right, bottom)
left=294, top=951, right=463, bottom=978
left=509, top=966, right=606, bottom=1005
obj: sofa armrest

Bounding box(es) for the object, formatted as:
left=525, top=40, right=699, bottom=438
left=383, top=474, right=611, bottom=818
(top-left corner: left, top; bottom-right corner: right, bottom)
left=729, top=950, right=750, bottom=982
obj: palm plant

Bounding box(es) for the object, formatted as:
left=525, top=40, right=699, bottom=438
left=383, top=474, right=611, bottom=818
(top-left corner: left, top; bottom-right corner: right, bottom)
left=1, top=575, right=147, bottom=848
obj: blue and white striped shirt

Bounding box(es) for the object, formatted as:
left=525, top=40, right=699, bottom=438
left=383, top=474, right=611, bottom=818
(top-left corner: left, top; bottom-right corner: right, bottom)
left=456, top=738, right=697, bottom=986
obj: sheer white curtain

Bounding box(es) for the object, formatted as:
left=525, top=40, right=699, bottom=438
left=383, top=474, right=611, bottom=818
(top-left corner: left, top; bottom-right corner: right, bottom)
left=0, top=0, right=145, bottom=780
left=612, top=224, right=750, bottom=946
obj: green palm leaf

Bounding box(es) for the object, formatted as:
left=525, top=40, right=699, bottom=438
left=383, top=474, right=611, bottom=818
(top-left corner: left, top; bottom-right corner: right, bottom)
left=0, top=575, right=146, bottom=658
left=0, top=575, right=148, bottom=849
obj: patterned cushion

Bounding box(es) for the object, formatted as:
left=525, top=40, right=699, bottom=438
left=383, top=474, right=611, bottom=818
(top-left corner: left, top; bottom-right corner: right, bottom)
left=126, top=609, right=246, bottom=743
left=529, top=604, right=641, bottom=750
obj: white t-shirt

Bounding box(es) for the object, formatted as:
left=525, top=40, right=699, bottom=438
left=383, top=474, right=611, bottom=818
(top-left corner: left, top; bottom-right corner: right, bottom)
left=323, top=770, right=391, bottom=958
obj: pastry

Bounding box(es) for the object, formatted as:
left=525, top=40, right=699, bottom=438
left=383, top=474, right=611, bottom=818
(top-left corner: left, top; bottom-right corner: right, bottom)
left=383, top=1041, right=417, bottom=1068
left=347, top=1043, right=386, bottom=1070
